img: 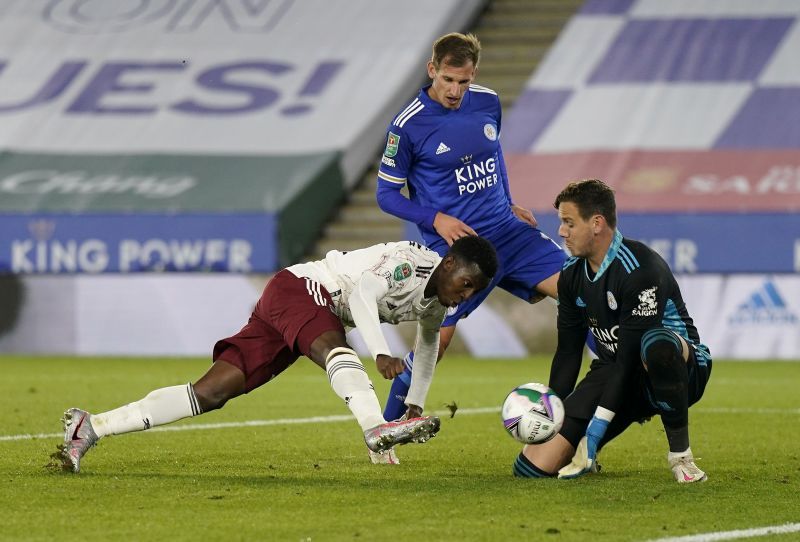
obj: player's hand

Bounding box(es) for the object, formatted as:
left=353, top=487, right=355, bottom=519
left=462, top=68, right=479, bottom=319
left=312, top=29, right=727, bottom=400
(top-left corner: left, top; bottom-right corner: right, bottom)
left=433, top=212, right=477, bottom=246
left=557, top=415, right=609, bottom=479
left=405, top=404, right=423, bottom=419
left=376, top=354, right=405, bottom=380
left=511, top=204, right=538, bottom=227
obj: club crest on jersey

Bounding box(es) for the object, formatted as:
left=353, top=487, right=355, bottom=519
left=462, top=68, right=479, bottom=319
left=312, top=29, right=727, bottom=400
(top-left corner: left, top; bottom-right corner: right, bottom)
left=393, top=263, right=412, bottom=281
left=384, top=132, right=400, bottom=157
left=607, top=291, right=618, bottom=310
left=483, top=123, right=497, bottom=141
left=632, top=286, right=658, bottom=316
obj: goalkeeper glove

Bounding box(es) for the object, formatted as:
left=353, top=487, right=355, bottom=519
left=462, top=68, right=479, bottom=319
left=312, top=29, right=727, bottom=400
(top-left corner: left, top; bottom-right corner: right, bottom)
left=558, top=407, right=614, bottom=479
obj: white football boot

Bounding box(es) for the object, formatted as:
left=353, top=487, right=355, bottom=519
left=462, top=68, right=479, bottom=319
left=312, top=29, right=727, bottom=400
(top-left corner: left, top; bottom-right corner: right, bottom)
left=60, top=408, right=99, bottom=473
left=363, top=416, right=440, bottom=453
left=668, top=449, right=707, bottom=483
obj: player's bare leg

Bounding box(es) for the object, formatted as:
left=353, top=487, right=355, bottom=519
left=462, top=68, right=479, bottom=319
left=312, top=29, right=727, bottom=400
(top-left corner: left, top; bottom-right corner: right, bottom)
left=513, top=434, right=575, bottom=478
left=192, top=360, right=246, bottom=412
left=59, top=360, right=244, bottom=473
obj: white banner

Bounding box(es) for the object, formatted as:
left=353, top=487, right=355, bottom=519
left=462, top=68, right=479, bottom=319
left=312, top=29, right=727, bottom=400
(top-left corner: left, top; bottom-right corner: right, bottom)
left=6, top=274, right=796, bottom=359
left=0, top=0, right=483, bottom=162
left=678, top=275, right=800, bottom=360
left=0, top=275, right=259, bottom=356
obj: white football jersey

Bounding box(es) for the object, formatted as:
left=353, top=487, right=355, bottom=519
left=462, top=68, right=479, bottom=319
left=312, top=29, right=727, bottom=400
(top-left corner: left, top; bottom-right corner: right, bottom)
left=287, top=240, right=446, bottom=330
left=287, top=240, right=448, bottom=410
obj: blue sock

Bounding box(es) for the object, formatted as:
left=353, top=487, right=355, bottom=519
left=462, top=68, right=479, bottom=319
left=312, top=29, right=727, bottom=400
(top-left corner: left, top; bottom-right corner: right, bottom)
left=383, top=352, right=413, bottom=420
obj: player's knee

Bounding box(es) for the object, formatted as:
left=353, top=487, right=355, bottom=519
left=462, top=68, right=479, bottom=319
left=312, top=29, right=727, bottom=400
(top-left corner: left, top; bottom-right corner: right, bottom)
left=640, top=329, right=682, bottom=372
left=308, top=331, right=350, bottom=367
left=193, top=385, right=233, bottom=412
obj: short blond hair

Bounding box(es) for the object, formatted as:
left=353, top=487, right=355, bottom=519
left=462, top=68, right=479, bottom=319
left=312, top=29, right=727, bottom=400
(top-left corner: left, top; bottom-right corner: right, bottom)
left=431, top=32, right=481, bottom=69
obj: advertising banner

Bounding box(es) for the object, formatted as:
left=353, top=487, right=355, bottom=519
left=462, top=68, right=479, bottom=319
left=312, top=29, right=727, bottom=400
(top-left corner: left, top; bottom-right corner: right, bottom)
left=0, top=0, right=485, bottom=183
left=0, top=274, right=261, bottom=355
left=0, top=213, right=276, bottom=273
left=678, top=275, right=800, bottom=360
left=406, top=212, right=799, bottom=274
left=530, top=213, right=799, bottom=274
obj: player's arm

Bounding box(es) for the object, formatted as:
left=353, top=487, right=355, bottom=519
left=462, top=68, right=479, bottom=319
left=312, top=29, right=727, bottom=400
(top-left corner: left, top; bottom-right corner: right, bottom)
left=376, top=125, right=475, bottom=244
left=375, top=126, right=438, bottom=228
left=563, top=327, right=642, bottom=478
left=376, top=180, right=438, bottom=228
left=548, top=272, right=587, bottom=399
left=377, top=181, right=476, bottom=244
left=598, top=271, right=666, bottom=415
left=404, top=320, right=441, bottom=418
left=347, top=269, right=404, bottom=379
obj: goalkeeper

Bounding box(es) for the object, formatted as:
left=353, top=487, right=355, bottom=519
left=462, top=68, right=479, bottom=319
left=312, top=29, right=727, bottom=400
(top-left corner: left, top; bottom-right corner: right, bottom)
left=513, top=180, right=712, bottom=484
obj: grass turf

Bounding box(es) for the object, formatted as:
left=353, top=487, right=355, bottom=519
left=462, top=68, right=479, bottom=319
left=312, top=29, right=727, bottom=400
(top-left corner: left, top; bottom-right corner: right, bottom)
left=1, top=355, right=798, bottom=541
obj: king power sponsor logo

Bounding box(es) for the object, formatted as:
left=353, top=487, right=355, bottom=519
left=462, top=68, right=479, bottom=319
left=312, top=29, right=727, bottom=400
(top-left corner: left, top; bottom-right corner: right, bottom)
left=729, top=280, right=798, bottom=325
left=455, top=157, right=499, bottom=196
left=3, top=219, right=256, bottom=273
left=589, top=324, right=619, bottom=354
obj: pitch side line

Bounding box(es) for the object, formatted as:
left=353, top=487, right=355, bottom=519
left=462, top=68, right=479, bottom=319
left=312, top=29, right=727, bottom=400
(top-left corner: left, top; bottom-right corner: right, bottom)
left=0, top=406, right=500, bottom=442
left=2, top=406, right=798, bottom=443
left=644, top=522, right=800, bottom=542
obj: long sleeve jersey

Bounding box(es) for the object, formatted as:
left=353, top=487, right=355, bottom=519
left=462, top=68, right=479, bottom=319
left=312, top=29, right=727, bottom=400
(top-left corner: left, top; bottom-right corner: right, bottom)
left=549, top=231, right=711, bottom=414
left=286, top=241, right=445, bottom=408
left=376, top=84, right=517, bottom=252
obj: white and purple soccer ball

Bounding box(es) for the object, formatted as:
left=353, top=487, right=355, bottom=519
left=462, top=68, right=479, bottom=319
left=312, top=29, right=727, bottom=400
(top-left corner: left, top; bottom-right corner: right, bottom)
left=501, top=383, right=565, bottom=444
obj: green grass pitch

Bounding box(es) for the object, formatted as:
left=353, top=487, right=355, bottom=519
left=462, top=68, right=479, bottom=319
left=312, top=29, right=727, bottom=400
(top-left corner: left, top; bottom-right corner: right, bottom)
left=1, top=355, right=798, bottom=541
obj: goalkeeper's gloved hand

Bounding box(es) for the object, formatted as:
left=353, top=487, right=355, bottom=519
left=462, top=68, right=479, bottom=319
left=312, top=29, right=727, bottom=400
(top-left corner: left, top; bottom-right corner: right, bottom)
left=558, top=408, right=614, bottom=479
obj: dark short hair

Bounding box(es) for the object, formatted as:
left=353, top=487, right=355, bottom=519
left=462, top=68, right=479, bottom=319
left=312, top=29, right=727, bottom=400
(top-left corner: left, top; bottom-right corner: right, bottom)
left=553, top=179, right=617, bottom=229
left=448, top=236, right=497, bottom=279
left=431, top=32, right=481, bottom=69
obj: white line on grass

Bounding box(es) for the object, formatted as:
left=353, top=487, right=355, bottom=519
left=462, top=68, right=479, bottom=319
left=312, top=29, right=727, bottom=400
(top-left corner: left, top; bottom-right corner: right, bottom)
left=645, top=522, right=800, bottom=542
left=0, top=406, right=501, bottom=442
left=698, top=407, right=800, bottom=415
left=3, top=405, right=798, bottom=443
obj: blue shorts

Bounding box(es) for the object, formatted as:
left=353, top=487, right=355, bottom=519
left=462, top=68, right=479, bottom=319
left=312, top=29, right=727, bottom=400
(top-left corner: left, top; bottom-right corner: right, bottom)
left=430, top=219, right=566, bottom=327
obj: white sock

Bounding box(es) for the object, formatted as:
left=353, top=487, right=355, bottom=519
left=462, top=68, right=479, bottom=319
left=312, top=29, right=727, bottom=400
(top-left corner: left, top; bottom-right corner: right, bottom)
left=325, top=348, right=385, bottom=431
left=668, top=447, right=693, bottom=460
left=91, top=383, right=202, bottom=438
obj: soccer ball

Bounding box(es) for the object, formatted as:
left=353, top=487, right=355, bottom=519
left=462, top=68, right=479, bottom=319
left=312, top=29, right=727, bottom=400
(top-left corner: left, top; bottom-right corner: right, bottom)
left=501, top=383, right=564, bottom=444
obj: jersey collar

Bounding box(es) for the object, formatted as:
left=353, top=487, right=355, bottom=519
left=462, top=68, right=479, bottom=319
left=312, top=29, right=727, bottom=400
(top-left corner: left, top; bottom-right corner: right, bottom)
left=419, top=84, right=469, bottom=113
left=584, top=229, right=623, bottom=283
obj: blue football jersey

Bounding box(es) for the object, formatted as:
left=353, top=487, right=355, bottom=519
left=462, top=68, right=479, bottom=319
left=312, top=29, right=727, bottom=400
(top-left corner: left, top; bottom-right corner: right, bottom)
left=377, top=84, right=518, bottom=248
